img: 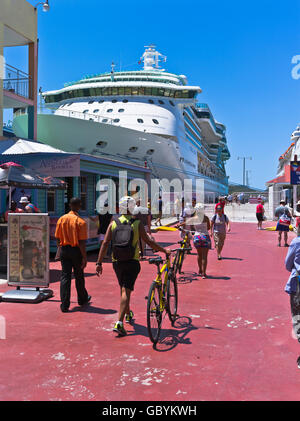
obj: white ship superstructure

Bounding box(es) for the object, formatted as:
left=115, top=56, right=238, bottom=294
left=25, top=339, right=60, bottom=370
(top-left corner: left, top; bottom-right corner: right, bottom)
left=13, top=46, right=230, bottom=198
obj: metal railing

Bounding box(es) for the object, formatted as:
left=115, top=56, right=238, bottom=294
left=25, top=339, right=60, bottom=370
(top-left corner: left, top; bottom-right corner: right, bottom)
left=46, top=107, right=116, bottom=124
left=3, top=63, right=32, bottom=99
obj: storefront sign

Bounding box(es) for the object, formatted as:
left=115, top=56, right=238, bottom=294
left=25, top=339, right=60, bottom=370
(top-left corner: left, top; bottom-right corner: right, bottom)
left=290, top=161, right=300, bottom=185
left=0, top=154, right=80, bottom=177
left=8, top=214, right=49, bottom=287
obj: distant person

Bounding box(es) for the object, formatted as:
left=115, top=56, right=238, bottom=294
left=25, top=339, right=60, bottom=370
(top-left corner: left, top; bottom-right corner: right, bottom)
left=174, top=196, right=182, bottom=220
left=96, top=196, right=170, bottom=337
left=55, top=197, right=91, bottom=313
left=97, top=201, right=112, bottom=259
left=256, top=200, right=265, bottom=230
left=192, top=203, right=211, bottom=278
left=19, top=196, right=40, bottom=213
left=227, top=194, right=233, bottom=205
left=5, top=200, right=24, bottom=222
left=275, top=200, right=291, bottom=247
left=215, top=196, right=226, bottom=214
left=133, top=199, right=152, bottom=259
left=154, top=195, right=163, bottom=226
left=285, top=234, right=300, bottom=368
left=210, top=205, right=230, bottom=260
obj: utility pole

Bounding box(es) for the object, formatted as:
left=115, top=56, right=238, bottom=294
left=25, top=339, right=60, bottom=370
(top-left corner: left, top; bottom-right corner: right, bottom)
left=237, top=156, right=252, bottom=186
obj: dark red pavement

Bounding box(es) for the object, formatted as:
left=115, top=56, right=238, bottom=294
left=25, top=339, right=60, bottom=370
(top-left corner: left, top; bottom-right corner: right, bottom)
left=0, top=222, right=299, bottom=401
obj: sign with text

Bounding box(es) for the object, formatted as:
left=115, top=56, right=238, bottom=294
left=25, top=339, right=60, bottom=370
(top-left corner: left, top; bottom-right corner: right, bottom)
left=8, top=214, right=49, bottom=287
left=290, top=161, right=300, bottom=185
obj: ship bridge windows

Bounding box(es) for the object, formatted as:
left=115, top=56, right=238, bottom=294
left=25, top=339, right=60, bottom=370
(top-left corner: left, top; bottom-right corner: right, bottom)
left=45, top=86, right=198, bottom=104
left=152, top=119, right=159, bottom=125
left=137, top=118, right=144, bottom=123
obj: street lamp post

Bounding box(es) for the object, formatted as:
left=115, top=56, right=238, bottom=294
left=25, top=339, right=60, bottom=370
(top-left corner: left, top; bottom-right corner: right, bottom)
left=35, top=1, right=50, bottom=12
left=237, top=156, right=252, bottom=186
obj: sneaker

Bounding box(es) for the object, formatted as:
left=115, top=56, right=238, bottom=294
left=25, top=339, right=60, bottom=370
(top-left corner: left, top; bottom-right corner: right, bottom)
left=125, top=310, right=134, bottom=323
left=278, top=243, right=281, bottom=247
left=284, top=243, right=289, bottom=247
left=297, top=356, right=300, bottom=369
left=113, top=322, right=127, bottom=336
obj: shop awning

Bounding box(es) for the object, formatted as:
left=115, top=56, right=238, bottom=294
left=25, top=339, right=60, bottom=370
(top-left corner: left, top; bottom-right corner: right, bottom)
left=0, top=162, right=67, bottom=189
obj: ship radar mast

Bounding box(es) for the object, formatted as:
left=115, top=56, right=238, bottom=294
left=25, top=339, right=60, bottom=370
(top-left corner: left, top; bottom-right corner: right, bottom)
left=140, top=45, right=167, bottom=71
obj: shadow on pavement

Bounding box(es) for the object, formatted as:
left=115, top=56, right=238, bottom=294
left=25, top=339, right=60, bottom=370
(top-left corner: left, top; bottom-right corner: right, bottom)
left=68, top=305, right=117, bottom=315
left=221, top=257, right=243, bottom=261
left=154, top=316, right=198, bottom=352
left=177, top=272, right=199, bottom=284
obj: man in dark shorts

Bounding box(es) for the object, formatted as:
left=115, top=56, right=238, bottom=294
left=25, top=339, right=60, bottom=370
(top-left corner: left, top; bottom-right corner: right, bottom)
left=96, top=196, right=170, bottom=336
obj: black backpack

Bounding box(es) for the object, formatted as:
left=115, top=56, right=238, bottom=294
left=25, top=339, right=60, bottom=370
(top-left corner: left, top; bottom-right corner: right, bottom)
left=111, top=217, right=138, bottom=261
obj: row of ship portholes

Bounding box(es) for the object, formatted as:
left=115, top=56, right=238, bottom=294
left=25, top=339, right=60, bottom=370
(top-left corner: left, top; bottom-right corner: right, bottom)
left=96, top=141, right=154, bottom=155
left=82, top=110, right=160, bottom=126
left=62, top=98, right=175, bottom=108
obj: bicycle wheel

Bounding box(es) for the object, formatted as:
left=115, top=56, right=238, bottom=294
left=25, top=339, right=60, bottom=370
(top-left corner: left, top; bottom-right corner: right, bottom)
left=167, top=273, right=178, bottom=325
left=147, top=282, right=162, bottom=344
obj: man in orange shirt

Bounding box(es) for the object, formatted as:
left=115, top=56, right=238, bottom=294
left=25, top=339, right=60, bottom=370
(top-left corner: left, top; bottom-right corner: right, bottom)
left=55, top=197, right=90, bottom=312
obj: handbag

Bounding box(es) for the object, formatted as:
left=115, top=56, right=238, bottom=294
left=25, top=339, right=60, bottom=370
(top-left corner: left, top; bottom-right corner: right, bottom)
left=279, top=213, right=291, bottom=226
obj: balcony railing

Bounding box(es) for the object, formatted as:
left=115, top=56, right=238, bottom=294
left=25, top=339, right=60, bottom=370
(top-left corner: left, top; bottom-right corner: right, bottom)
left=3, top=63, right=32, bottom=99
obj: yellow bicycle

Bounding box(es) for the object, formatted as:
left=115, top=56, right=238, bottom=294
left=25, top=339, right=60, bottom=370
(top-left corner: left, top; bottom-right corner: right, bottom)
left=146, top=244, right=191, bottom=345
left=175, top=227, right=192, bottom=275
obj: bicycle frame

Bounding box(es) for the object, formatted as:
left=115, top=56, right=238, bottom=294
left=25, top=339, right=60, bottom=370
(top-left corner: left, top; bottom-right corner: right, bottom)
left=153, top=257, right=171, bottom=312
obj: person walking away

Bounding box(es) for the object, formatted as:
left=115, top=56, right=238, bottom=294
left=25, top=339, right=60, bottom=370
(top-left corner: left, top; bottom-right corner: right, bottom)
left=55, top=197, right=91, bottom=312
left=215, top=196, right=226, bottom=214
left=285, top=231, right=300, bottom=368
left=19, top=196, right=40, bottom=213
left=134, top=199, right=152, bottom=259
left=192, top=203, right=211, bottom=278
left=5, top=200, right=24, bottom=222
left=256, top=200, right=265, bottom=230
left=174, top=196, right=182, bottom=220
left=97, top=201, right=112, bottom=259
left=178, top=202, right=196, bottom=253
left=211, top=205, right=230, bottom=260
left=275, top=200, right=291, bottom=247
left=155, top=195, right=163, bottom=226
left=96, top=196, right=170, bottom=337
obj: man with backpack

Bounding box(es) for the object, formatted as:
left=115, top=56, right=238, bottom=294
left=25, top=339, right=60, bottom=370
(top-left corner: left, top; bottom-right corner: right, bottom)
left=275, top=200, right=291, bottom=247
left=95, top=196, right=170, bottom=337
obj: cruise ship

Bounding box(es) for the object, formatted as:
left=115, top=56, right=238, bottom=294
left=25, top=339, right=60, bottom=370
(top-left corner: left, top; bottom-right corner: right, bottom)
left=13, top=46, right=230, bottom=199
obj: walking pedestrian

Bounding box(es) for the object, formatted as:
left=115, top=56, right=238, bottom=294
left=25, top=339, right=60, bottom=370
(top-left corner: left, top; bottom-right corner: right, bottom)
left=155, top=195, right=163, bottom=226
left=256, top=200, right=265, bottom=230
left=55, top=197, right=91, bottom=313
left=133, top=199, right=152, bottom=259
left=97, top=201, right=112, bottom=259
left=192, top=203, right=211, bottom=278
left=210, top=205, right=230, bottom=260
left=95, top=196, right=170, bottom=337
left=285, top=234, right=300, bottom=368
left=174, top=196, right=182, bottom=220
left=275, top=200, right=291, bottom=247
left=215, top=196, right=226, bottom=214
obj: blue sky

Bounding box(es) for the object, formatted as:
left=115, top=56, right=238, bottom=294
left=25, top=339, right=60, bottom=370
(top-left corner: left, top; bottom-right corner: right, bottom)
left=4, top=0, right=300, bottom=189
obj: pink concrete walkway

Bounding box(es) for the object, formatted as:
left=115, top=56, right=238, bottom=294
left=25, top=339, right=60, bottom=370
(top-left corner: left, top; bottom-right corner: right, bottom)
left=0, top=222, right=299, bottom=401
